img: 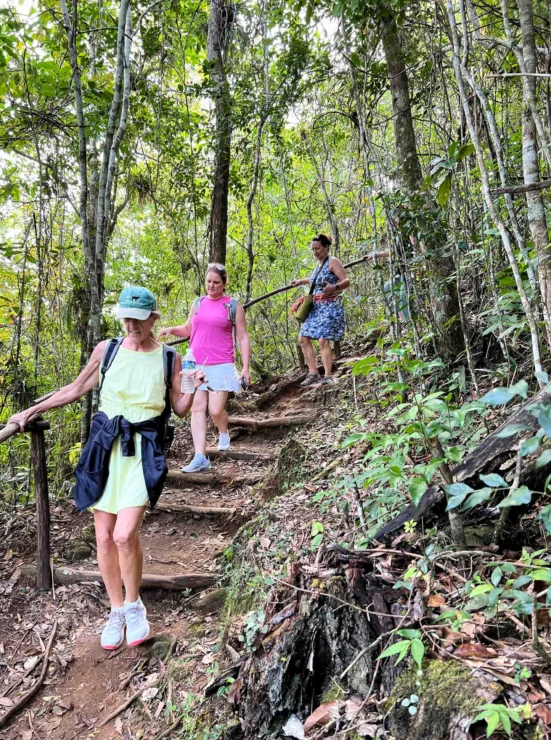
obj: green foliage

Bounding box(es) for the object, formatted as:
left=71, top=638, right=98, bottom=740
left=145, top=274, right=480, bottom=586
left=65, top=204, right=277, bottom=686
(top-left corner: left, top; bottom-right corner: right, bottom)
left=344, top=343, right=487, bottom=524
left=378, top=629, right=425, bottom=669
left=472, top=703, right=528, bottom=737
left=427, top=140, right=475, bottom=206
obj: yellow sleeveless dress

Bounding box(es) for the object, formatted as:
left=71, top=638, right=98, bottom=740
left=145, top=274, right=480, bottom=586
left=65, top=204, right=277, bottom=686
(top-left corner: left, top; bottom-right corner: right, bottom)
left=91, top=345, right=166, bottom=514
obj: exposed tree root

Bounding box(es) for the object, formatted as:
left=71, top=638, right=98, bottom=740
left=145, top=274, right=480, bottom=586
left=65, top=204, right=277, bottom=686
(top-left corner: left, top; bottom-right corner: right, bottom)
left=0, top=620, right=57, bottom=730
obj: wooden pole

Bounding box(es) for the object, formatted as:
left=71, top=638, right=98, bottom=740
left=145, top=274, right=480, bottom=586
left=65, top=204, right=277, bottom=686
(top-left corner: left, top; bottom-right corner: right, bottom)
left=29, top=421, right=51, bottom=591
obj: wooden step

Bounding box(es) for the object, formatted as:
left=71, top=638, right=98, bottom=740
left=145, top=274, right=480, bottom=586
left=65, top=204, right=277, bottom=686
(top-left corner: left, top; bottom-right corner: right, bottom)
left=166, top=469, right=263, bottom=487
left=155, top=501, right=243, bottom=517
left=23, top=565, right=218, bottom=591
left=227, top=413, right=316, bottom=430
left=206, top=449, right=274, bottom=462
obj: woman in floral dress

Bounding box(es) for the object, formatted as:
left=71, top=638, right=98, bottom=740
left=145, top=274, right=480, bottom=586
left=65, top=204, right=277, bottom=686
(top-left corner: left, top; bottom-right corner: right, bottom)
left=291, top=233, right=350, bottom=386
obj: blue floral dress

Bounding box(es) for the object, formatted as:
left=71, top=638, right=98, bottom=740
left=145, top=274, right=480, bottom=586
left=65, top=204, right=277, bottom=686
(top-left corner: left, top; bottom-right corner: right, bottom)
left=300, top=258, right=346, bottom=341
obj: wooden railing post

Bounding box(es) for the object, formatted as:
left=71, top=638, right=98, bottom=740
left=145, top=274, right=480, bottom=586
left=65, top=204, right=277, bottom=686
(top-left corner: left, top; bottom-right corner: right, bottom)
left=29, top=420, right=51, bottom=591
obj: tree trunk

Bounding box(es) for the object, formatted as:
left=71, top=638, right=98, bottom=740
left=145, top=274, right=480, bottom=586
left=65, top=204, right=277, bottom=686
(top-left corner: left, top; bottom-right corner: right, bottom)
left=60, top=0, right=132, bottom=441
left=381, top=17, right=422, bottom=192
left=381, top=14, right=463, bottom=358
left=207, top=0, right=234, bottom=265
left=517, top=0, right=551, bottom=347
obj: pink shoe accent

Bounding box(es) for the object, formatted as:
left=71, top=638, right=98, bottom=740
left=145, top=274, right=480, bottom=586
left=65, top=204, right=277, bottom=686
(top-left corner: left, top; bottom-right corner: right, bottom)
left=127, top=625, right=151, bottom=647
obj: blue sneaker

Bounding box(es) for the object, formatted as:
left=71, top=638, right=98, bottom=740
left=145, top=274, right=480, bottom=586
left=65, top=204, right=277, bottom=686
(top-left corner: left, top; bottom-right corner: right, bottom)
left=182, top=454, right=212, bottom=473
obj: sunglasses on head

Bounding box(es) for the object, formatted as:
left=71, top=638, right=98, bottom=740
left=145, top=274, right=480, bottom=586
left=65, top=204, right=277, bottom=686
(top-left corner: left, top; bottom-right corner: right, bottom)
left=208, top=263, right=226, bottom=273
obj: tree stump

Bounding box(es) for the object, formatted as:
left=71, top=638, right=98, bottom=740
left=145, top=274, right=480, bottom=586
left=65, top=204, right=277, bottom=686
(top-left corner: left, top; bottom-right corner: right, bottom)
left=236, top=548, right=408, bottom=739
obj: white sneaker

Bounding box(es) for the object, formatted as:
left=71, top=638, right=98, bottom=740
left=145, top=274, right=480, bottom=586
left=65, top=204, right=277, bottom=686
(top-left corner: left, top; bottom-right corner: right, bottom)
left=218, top=432, right=231, bottom=451
left=182, top=454, right=212, bottom=473
left=125, top=598, right=150, bottom=647
left=101, top=608, right=126, bottom=650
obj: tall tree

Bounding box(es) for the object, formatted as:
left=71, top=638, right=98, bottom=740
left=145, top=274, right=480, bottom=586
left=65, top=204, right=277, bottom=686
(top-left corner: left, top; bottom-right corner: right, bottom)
left=380, top=15, right=423, bottom=193
left=207, top=0, right=235, bottom=264
left=516, top=0, right=551, bottom=346
left=59, top=0, right=132, bottom=439
left=378, top=6, right=464, bottom=357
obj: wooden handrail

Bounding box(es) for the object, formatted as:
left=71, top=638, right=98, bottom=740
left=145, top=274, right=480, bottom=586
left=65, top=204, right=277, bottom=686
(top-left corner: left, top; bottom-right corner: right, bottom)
left=242, top=256, right=368, bottom=309
left=0, top=420, right=50, bottom=444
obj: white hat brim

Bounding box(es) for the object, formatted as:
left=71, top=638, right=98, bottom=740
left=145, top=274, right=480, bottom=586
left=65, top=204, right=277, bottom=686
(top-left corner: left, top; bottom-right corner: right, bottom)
left=116, top=307, right=152, bottom=320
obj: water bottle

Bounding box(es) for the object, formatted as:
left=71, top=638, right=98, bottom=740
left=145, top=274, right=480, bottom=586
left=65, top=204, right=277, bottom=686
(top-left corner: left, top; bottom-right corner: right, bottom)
left=181, top=347, right=197, bottom=394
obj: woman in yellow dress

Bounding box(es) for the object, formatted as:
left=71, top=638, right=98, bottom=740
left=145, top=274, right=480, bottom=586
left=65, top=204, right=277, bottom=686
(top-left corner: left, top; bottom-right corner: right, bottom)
left=9, top=286, right=203, bottom=650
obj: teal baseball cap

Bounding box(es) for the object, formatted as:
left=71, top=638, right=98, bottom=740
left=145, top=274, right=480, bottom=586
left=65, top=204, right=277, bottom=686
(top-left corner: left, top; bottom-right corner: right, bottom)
left=116, top=286, right=157, bottom=320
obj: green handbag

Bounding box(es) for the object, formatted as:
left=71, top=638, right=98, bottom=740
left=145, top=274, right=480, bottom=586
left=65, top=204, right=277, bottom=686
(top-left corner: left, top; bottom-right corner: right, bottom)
left=293, top=258, right=329, bottom=323
left=294, top=294, right=314, bottom=323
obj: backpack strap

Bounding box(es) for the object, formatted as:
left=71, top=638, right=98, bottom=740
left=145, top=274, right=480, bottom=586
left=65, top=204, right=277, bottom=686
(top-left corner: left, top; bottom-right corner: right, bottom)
left=228, top=298, right=238, bottom=326
left=98, top=337, right=124, bottom=395
left=162, top=344, right=177, bottom=417
left=192, top=296, right=204, bottom=315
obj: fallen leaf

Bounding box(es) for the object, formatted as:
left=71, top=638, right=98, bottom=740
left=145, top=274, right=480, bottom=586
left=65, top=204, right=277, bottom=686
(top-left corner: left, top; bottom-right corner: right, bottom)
left=226, top=644, right=240, bottom=662
left=114, top=717, right=124, bottom=734
left=282, top=714, right=305, bottom=739
left=540, top=676, right=551, bottom=696
left=344, top=696, right=363, bottom=721
left=141, top=687, right=159, bottom=701
left=428, top=593, right=446, bottom=607
left=534, top=703, right=551, bottom=726
left=356, top=724, right=379, bottom=738
left=23, top=656, right=40, bottom=671
left=0, top=697, right=14, bottom=708
left=304, top=701, right=340, bottom=733
left=227, top=678, right=242, bottom=706
left=454, top=643, right=497, bottom=659
left=39, top=716, right=62, bottom=732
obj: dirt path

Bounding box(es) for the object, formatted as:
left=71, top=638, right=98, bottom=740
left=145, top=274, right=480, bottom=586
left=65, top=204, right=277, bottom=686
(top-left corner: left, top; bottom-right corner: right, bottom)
left=0, top=369, right=322, bottom=739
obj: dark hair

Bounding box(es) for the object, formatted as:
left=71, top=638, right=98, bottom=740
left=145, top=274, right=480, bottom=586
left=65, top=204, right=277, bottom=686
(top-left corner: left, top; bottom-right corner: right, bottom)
left=207, top=262, right=228, bottom=286
left=312, top=233, right=332, bottom=249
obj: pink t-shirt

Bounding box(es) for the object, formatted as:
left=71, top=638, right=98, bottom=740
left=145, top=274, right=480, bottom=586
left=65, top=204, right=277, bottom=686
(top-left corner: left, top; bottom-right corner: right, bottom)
left=190, top=295, right=234, bottom=365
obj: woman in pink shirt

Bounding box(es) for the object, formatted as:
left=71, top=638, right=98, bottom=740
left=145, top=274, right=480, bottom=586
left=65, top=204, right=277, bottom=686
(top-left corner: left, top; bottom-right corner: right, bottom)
left=159, top=264, right=251, bottom=472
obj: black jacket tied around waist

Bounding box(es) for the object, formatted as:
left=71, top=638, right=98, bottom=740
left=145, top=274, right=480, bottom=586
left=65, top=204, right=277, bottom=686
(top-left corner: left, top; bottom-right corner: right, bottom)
left=73, top=411, right=168, bottom=511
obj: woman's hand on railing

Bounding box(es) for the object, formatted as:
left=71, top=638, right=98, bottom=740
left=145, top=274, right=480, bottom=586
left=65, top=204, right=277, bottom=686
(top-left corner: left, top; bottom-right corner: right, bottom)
left=8, top=408, right=39, bottom=433
left=157, top=327, right=174, bottom=340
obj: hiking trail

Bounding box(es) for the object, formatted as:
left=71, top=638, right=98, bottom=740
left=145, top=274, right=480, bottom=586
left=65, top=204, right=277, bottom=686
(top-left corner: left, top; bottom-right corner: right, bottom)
left=0, top=366, right=335, bottom=739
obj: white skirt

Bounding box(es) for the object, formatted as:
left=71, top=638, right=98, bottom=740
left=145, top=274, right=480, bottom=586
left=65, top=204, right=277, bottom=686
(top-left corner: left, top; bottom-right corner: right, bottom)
left=197, top=362, right=241, bottom=393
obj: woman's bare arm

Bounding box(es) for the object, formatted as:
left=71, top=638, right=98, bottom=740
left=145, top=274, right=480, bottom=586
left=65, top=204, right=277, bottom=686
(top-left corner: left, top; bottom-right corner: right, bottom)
left=364, top=250, right=390, bottom=262
left=9, top=341, right=108, bottom=431
left=158, top=304, right=194, bottom=340
left=323, top=258, right=350, bottom=296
